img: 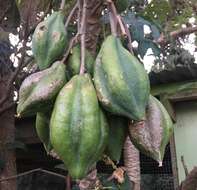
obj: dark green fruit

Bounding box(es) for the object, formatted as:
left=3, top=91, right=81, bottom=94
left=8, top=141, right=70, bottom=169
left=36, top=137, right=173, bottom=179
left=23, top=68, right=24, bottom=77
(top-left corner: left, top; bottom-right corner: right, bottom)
left=50, top=74, right=109, bottom=179
left=67, top=45, right=95, bottom=78
left=32, top=11, right=68, bottom=70
left=36, top=112, right=52, bottom=153
left=105, top=115, right=128, bottom=162
left=128, top=95, right=173, bottom=165
left=17, top=61, right=67, bottom=117
left=94, top=35, right=150, bottom=121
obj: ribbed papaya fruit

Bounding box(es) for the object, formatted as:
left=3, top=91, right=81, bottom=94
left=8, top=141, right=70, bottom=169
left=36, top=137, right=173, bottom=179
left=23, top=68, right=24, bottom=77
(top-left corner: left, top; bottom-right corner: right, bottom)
left=128, top=95, right=173, bottom=165
left=115, top=0, right=129, bottom=13
left=36, top=112, right=52, bottom=153
left=17, top=61, right=67, bottom=117
left=32, top=11, right=68, bottom=70
left=67, top=45, right=95, bottom=78
left=50, top=74, right=109, bottom=179
left=105, top=115, right=128, bottom=162
left=94, top=35, right=150, bottom=121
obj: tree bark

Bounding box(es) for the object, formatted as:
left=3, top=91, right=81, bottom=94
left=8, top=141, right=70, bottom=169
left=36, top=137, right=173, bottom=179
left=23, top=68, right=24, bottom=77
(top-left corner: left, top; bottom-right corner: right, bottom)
left=124, top=136, right=141, bottom=190
left=0, top=73, right=16, bottom=190
left=85, top=0, right=103, bottom=56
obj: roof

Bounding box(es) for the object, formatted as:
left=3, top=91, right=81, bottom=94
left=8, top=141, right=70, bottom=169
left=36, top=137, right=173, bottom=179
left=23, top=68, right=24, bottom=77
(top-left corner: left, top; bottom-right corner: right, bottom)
left=149, top=64, right=197, bottom=85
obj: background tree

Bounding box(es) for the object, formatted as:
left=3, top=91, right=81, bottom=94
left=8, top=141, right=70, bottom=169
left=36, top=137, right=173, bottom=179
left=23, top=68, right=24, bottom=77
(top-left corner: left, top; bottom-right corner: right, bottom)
left=0, top=0, right=197, bottom=189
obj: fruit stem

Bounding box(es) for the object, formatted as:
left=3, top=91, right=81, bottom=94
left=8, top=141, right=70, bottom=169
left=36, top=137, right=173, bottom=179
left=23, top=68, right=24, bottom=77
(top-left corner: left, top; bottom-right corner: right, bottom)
left=61, top=33, right=79, bottom=64
left=65, top=2, right=79, bottom=29
left=107, top=0, right=118, bottom=36
left=106, top=0, right=134, bottom=55
left=79, top=0, right=87, bottom=75
left=117, top=15, right=127, bottom=37
left=60, top=0, right=66, bottom=11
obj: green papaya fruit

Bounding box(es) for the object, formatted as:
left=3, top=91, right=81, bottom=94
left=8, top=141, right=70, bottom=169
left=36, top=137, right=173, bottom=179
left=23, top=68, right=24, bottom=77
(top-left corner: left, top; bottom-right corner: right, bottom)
left=128, top=95, right=173, bottom=165
left=94, top=35, right=150, bottom=121
left=115, top=0, right=129, bottom=13
left=36, top=112, right=52, bottom=153
left=67, top=45, right=95, bottom=78
left=17, top=61, right=67, bottom=117
left=105, top=115, right=128, bottom=162
left=50, top=74, right=109, bottom=179
left=32, top=11, right=68, bottom=70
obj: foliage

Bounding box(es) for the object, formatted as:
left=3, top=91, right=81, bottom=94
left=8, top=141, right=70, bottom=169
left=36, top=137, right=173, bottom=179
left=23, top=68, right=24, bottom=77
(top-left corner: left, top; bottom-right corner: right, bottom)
left=123, top=11, right=161, bottom=58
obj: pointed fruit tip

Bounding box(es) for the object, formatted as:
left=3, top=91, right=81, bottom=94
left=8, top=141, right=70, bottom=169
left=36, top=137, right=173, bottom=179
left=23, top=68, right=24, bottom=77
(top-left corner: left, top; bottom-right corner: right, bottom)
left=158, top=161, right=163, bottom=167
left=16, top=113, right=21, bottom=118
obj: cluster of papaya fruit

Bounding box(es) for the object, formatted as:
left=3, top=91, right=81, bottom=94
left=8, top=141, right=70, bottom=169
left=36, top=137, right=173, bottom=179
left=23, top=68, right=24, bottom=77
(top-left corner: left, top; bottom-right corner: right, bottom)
left=17, top=8, right=173, bottom=180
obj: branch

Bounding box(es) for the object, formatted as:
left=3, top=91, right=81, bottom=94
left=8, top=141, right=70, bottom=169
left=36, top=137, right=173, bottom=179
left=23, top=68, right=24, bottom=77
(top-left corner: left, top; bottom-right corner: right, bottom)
left=77, top=0, right=82, bottom=32
left=79, top=0, right=87, bottom=75
left=65, top=1, right=78, bottom=29
left=107, top=0, right=118, bottom=36
left=117, top=15, right=126, bottom=36
left=157, top=26, right=197, bottom=46
left=61, top=34, right=79, bottom=64
left=106, top=1, right=134, bottom=55
left=0, top=11, right=29, bottom=109
left=0, top=1, right=51, bottom=111
left=120, top=17, right=134, bottom=54
left=0, top=38, right=27, bottom=108
left=60, top=0, right=66, bottom=11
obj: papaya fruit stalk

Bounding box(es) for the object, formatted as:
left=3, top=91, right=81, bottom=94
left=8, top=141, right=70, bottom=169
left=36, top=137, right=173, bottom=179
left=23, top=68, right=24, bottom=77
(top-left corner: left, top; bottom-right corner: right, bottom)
left=79, top=0, right=87, bottom=75
left=107, top=0, right=118, bottom=36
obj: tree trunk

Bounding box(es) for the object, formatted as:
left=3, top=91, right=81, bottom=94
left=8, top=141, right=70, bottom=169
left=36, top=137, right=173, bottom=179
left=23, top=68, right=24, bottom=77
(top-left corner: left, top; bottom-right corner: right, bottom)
left=0, top=78, right=16, bottom=190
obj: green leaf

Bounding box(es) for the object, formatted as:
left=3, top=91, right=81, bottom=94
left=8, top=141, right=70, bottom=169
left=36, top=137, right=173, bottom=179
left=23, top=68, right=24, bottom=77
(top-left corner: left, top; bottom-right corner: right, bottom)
left=138, top=39, right=161, bottom=58
left=142, top=0, right=172, bottom=28
left=123, top=12, right=161, bottom=58
left=123, top=12, right=161, bottom=41
left=167, top=6, right=193, bottom=31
